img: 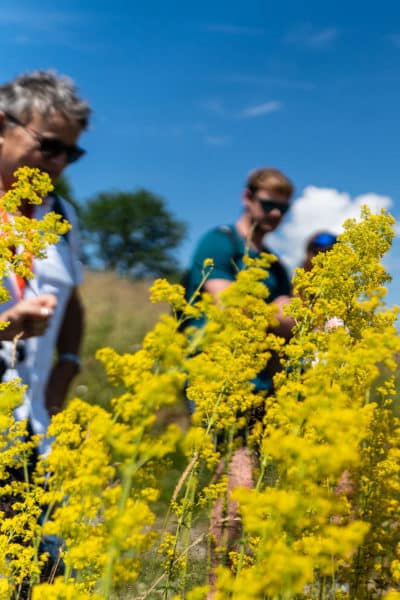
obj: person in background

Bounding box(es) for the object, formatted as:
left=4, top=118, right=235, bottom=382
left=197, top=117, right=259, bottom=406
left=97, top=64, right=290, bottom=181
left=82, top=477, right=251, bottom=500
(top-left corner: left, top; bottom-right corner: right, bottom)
left=186, top=166, right=294, bottom=356
left=301, top=231, right=337, bottom=272
left=0, top=70, right=91, bottom=456
left=185, top=167, right=295, bottom=591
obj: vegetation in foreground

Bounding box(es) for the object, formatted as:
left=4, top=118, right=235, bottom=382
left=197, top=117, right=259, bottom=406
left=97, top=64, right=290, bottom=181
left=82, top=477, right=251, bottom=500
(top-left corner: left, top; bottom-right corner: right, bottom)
left=0, top=169, right=400, bottom=599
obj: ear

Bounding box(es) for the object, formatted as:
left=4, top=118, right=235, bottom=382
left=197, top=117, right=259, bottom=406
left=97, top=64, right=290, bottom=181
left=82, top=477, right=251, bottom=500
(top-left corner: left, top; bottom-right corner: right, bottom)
left=0, top=112, right=6, bottom=146
left=242, top=188, right=252, bottom=210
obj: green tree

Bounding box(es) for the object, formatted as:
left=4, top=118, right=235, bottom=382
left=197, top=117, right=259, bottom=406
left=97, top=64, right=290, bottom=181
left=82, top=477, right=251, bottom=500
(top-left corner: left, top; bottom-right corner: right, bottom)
left=80, top=189, right=187, bottom=278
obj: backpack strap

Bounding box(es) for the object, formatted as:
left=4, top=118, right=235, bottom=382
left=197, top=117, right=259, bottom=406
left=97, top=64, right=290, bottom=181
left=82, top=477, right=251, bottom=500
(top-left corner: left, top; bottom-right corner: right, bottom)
left=216, top=225, right=244, bottom=272
left=218, top=227, right=291, bottom=296
left=263, top=243, right=292, bottom=297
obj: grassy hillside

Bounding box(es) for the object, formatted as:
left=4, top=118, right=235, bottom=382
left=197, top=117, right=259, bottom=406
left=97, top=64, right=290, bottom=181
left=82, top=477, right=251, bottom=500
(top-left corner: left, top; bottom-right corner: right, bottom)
left=69, top=269, right=167, bottom=409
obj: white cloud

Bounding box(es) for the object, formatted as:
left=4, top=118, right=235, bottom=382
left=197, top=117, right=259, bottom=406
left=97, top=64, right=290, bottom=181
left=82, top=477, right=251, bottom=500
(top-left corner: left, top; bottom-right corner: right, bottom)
left=0, top=8, right=81, bottom=30
left=205, top=24, right=264, bottom=35
left=268, top=186, right=393, bottom=270
left=200, top=98, right=282, bottom=119
left=200, top=98, right=226, bottom=116
left=393, top=222, right=400, bottom=236
left=241, top=100, right=282, bottom=118
left=14, top=34, right=32, bottom=45
left=205, top=135, right=231, bottom=146
left=307, top=27, right=337, bottom=48
left=285, top=25, right=338, bottom=49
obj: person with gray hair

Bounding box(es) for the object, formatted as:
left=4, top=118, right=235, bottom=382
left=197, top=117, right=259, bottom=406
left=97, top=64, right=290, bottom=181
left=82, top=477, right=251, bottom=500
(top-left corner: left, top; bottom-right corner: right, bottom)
left=0, top=70, right=91, bottom=456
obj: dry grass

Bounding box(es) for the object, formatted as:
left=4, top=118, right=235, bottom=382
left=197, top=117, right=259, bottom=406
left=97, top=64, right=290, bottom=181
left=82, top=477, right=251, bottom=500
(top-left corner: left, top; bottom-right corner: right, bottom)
left=69, top=269, right=167, bottom=408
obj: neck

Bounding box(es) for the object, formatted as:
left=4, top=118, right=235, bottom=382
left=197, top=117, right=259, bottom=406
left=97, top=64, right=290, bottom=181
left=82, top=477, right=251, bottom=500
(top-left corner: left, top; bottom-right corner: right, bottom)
left=235, top=213, right=266, bottom=251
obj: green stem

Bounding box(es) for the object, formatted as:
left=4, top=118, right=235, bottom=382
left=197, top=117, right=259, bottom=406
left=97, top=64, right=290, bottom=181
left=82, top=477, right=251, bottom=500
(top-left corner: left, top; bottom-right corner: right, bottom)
left=100, top=428, right=145, bottom=598
left=179, top=471, right=198, bottom=598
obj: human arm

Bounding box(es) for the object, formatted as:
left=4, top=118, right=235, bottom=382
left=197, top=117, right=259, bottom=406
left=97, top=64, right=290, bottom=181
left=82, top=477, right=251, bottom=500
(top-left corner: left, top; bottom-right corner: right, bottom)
left=191, top=228, right=295, bottom=338
left=204, top=250, right=295, bottom=339
left=270, top=294, right=295, bottom=340
left=203, top=277, right=231, bottom=301
left=45, top=287, right=84, bottom=416
left=0, top=295, right=57, bottom=340
left=204, top=285, right=294, bottom=339
left=189, top=227, right=239, bottom=303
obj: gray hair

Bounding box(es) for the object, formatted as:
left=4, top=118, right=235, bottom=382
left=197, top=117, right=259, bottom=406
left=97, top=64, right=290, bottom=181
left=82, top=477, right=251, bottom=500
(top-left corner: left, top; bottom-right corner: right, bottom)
left=0, top=70, right=91, bottom=129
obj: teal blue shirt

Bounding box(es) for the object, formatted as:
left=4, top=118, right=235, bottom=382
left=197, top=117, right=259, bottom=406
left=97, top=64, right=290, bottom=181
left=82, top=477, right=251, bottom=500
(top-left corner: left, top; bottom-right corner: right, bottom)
left=185, top=225, right=291, bottom=391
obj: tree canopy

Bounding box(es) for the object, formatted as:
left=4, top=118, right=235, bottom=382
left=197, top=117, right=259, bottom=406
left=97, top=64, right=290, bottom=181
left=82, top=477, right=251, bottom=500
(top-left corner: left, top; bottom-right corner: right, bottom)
left=80, top=189, right=187, bottom=278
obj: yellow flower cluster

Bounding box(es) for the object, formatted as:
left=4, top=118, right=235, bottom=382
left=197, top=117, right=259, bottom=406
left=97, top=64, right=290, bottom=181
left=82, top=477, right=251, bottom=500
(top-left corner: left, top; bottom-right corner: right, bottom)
left=0, top=170, right=399, bottom=600
left=0, top=167, right=72, bottom=597
left=0, top=167, right=70, bottom=293
left=212, top=208, right=400, bottom=599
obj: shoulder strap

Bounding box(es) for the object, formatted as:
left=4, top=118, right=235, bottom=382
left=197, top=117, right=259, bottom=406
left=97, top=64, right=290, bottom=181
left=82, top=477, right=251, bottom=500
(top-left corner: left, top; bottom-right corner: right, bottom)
left=271, top=258, right=291, bottom=292
left=216, top=225, right=243, bottom=269
left=264, top=245, right=291, bottom=295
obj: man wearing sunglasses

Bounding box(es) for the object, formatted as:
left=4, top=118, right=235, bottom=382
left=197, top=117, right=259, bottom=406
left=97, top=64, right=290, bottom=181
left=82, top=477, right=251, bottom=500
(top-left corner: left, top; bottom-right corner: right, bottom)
left=186, top=167, right=294, bottom=343
left=0, top=70, right=91, bottom=456
left=185, top=167, right=295, bottom=587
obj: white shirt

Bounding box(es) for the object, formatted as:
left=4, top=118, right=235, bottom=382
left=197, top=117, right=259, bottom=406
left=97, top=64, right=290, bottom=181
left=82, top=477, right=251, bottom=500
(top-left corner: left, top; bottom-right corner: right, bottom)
left=2, top=195, right=82, bottom=453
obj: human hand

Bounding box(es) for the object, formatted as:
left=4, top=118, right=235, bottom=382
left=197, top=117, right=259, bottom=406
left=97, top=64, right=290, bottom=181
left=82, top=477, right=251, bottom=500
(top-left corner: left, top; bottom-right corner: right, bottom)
left=0, top=294, right=57, bottom=340
left=271, top=294, right=292, bottom=311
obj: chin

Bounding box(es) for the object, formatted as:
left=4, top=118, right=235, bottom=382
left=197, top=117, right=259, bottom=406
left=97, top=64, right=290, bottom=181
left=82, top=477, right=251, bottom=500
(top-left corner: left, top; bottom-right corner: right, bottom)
left=39, top=168, right=60, bottom=182
left=258, top=222, right=276, bottom=234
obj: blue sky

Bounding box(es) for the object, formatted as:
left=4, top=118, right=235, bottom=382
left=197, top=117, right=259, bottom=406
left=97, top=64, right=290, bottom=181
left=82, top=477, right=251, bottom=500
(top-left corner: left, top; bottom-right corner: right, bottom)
left=2, top=0, right=400, bottom=306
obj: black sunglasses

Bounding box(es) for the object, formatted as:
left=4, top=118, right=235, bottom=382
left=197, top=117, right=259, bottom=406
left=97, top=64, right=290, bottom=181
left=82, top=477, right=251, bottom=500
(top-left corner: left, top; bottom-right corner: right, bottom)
left=255, top=197, right=290, bottom=215
left=5, top=113, right=85, bottom=164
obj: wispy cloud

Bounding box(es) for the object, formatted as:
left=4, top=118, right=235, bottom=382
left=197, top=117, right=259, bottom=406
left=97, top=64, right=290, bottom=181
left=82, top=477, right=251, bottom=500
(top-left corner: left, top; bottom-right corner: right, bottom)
left=0, top=8, right=81, bottom=30
left=285, top=25, right=338, bottom=49
left=200, top=98, right=227, bottom=117
left=14, top=34, right=32, bottom=45
left=0, top=7, right=103, bottom=51
left=223, top=74, right=315, bottom=91
left=241, top=100, right=282, bottom=118
left=205, top=24, right=264, bottom=35
left=205, top=135, right=231, bottom=146
left=200, top=97, right=282, bottom=119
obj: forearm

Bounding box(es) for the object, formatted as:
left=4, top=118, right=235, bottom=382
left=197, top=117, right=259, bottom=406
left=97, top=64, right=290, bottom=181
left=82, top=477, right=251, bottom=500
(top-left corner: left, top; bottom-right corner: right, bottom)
left=270, top=295, right=295, bottom=340
left=56, top=288, right=84, bottom=356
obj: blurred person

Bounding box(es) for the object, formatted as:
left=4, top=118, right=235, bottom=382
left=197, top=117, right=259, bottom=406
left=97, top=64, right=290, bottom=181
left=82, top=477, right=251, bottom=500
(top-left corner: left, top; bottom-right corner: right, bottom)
left=186, top=167, right=295, bottom=385
left=300, top=231, right=353, bottom=503
left=185, top=167, right=295, bottom=591
left=301, top=231, right=342, bottom=330
left=0, top=70, right=91, bottom=456
left=186, top=167, right=294, bottom=343
left=301, top=231, right=337, bottom=272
